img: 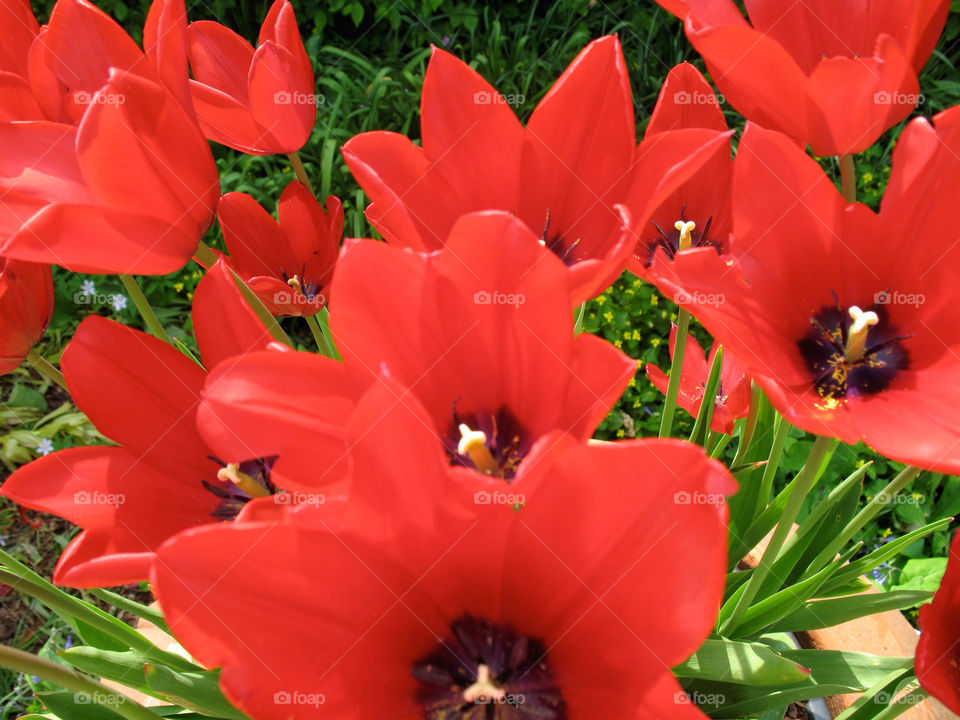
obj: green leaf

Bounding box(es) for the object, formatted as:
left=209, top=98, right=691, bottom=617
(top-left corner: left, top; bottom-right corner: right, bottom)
left=673, top=637, right=810, bottom=685
left=60, top=648, right=150, bottom=694
left=37, top=691, right=126, bottom=720
left=889, top=557, right=948, bottom=601
left=764, top=590, right=932, bottom=632
left=8, top=383, right=48, bottom=410
left=679, top=678, right=859, bottom=716
left=777, top=650, right=911, bottom=690
left=144, top=664, right=249, bottom=719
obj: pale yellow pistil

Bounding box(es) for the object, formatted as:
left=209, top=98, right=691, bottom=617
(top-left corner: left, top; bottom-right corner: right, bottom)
left=675, top=220, right=696, bottom=251
left=845, top=306, right=879, bottom=362
left=217, top=463, right=270, bottom=498
left=458, top=424, right=498, bottom=475
left=287, top=274, right=303, bottom=295
left=462, top=664, right=506, bottom=703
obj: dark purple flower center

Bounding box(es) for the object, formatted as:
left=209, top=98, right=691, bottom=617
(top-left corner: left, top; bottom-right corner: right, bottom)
left=412, top=614, right=565, bottom=719
left=445, top=405, right=531, bottom=480
left=797, top=298, right=910, bottom=403
left=539, top=210, right=583, bottom=266
left=280, top=266, right=324, bottom=301
left=202, top=456, right=278, bottom=520
left=639, top=206, right=722, bottom=268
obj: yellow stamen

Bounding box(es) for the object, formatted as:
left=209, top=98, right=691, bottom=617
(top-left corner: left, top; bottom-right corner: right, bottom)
left=287, top=274, right=303, bottom=294
left=462, top=664, right=506, bottom=703
left=845, top=306, right=879, bottom=362
left=217, top=463, right=270, bottom=498
left=458, top=423, right=497, bottom=475
left=675, top=220, right=696, bottom=251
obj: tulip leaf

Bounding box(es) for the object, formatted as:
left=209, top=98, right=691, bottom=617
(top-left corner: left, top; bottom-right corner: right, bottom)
left=777, top=650, right=911, bottom=690
left=59, top=648, right=150, bottom=694
left=763, top=590, right=932, bottom=632
left=36, top=691, right=126, bottom=720
left=144, top=664, right=249, bottom=720
left=679, top=678, right=860, bottom=716
left=673, top=638, right=810, bottom=685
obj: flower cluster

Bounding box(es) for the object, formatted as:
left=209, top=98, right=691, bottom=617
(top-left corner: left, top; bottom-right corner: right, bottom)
left=0, top=0, right=958, bottom=719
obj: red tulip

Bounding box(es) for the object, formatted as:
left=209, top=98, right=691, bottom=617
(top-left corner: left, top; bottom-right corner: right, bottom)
left=28, top=0, right=192, bottom=123
left=0, top=260, right=358, bottom=587
left=0, top=68, right=219, bottom=275
left=629, top=62, right=732, bottom=280
left=0, top=258, right=53, bottom=374
left=216, top=180, right=342, bottom=316
left=187, top=0, right=315, bottom=154
left=916, top=531, right=960, bottom=714
left=657, top=0, right=949, bottom=155
left=646, top=325, right=750, bottom=435
left=0, top=0, right=47, bottom=122
left=198, top=211, right=637, bottom=490
left=343, top=36, right=732, bottom=304
left=653, top=113, right=960, bottom=473
left=153, top=379, right=735, bottom=719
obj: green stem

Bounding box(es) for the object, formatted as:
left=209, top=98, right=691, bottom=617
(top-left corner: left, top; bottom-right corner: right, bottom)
left=118, top=275, right=169, bottom=343
left=731, top=382, right=763, bottom=468
left=659, top=308, right=690, bottom=438
left=839, top=154, right=856, bottom=203
left=755, top=415, right=790, bottom=518
left=193, top=240, right=219, bottom=268
left=287, top=152, right=315, bottom=194
left=573, top=303, right=586, bottom=335
left=0, top=644, right=158, bottom=720
left=720, top=434, right=833, bottom=636
left=26, top=350, right=66, bottom=390
left=305, top=313, right=335, bottom=358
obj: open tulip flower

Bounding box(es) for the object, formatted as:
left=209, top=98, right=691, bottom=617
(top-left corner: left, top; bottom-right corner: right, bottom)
left=0, top=258, right=54, bottom=374
left=153, top=378, right=735, bottom=720
left=0, top=69, right=219, bottom=274
left=216, top=180, right=342, bottom=316
left=187, top=0, right=316, bottom=154
left=646, top=325, right=750, bottom=435
left=656, top=0, right=950, bottom=155
left=654, top=114, right=960, bottom=474
left=629, top=62, right=733, bottom=280
left=0, top=260, right=364, bottom=587
left=197, top=211, right=637, bottom=490
left=916, top=531, right=960, bottom=715
left=343, top=35, right=733, bottom=304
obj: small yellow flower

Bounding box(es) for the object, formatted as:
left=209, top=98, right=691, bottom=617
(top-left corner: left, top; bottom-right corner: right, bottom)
left=603, top=311, right=614, bottom=323
left=651, top=337, right=661, bottom=347
left=650, top=295, right=659, bottom=306
left=631, top=330, right=641, bottom=341
left=173, top=282, right=184, bottom=293
left=616, top=429, right=625, bottom=438
left=613, top=339, right=623, bottom=348
left=596, top=295, right=607, bottom=306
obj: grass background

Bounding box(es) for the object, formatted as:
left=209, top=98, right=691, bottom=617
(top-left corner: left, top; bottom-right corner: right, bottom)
left=3, top=0, right=960, bottom=715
